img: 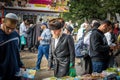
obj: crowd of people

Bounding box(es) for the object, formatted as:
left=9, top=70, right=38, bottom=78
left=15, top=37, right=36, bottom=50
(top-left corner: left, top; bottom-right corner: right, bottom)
left=0, top=13, right=120, bottom=80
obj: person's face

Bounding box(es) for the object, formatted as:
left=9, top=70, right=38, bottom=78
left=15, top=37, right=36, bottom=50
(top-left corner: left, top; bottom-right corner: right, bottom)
left=51, top=29, right=62, bottom=38
left=41, top=25, right=46, bottom=30
left=114, top=23, right=119, bottom=28
left=64, top=28, right=70, bottom=34
left=26, top=22, right=30, bottom=28
left=3, top=18, right=17, bottom=34
left=24, top=20, right=28, bottom=25
left=84, top=24, right=89, bottom=29
left=103, top=24, right=112, bottom=33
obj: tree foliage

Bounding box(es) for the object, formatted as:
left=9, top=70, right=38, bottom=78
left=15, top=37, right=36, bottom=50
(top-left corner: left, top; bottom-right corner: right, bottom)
left=63, top=0, right=120, bottom=23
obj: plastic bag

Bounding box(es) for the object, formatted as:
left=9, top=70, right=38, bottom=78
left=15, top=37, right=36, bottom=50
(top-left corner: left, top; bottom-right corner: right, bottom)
left=20, top=36, right=26, bottom=45
left=69, top=68, right=76, bottom=77
left=69, top=63, right=76, bottom=77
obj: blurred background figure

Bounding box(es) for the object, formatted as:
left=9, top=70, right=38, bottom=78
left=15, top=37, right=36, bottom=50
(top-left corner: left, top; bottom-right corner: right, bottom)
left=77, top=21, right=89, bottom=41
left=117, top=32, right=120, bottom=44
left=35, top=23, right=51, bottom=70
left=113, top=21, right=119, bottom=37
left=26, top=20, right=34, bottom=52
left=34, top=18, right=43, bottom=49
left=64, top=26, right=73, bottom=35
left=0, top=17, right=5, bottom=28
left=19, top=18, right=29, bottom=51
left=105, top=24, right=116, bottom=46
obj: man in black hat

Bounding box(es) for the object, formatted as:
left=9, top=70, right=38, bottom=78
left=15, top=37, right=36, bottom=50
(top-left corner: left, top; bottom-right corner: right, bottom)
left=48, top=18, right=75, bottom=77
left=64, top=26, right=73, bottom=35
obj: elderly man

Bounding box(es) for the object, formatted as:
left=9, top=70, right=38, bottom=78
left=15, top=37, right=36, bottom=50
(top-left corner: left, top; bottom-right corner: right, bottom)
left=0, top=13, right=23, bottom=80
left=48, top=18, right=75, bottom=77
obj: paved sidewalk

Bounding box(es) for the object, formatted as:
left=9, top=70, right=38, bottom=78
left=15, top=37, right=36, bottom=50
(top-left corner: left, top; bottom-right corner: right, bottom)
left=20, top=51, right=81, bottom=80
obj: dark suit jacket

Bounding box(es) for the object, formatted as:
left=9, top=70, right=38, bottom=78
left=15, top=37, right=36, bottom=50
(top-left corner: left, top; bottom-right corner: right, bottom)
left=48, top=33, right=75, bottom=77
left=32, top=23, right=42, bottom=47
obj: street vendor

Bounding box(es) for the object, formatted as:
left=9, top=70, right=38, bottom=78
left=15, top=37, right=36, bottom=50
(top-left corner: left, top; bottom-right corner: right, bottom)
left=0, top=13, right=24, bottom=80
left=48, top=18, right=75, bottom=77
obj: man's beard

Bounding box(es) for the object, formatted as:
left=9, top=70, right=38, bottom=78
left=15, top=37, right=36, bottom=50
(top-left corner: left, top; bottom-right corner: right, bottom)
left=54, top=35, right=60, bottom=38
left=53, top=31, right=63, bottom=39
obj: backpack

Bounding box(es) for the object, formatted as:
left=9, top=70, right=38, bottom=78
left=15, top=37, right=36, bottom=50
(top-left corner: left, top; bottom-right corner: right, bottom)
left=78, top=54, right=93, bottom=75
left=75, top=32, right=93, bottom=75
left=75, top=34, right=88, bottom=58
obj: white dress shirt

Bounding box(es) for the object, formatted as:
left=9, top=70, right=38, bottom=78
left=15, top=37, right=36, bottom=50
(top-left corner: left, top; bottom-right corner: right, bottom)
left=19, top=22, right=27, bottom=37
left=55, top=37, right=60, bottom=48
left=105, top=32, right=116, bottom=46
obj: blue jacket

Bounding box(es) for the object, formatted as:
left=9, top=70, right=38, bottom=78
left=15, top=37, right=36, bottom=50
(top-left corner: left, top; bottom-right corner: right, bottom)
left=0, top=29, right=23, bottom=80
left=40, top=28, right=51, bottom=45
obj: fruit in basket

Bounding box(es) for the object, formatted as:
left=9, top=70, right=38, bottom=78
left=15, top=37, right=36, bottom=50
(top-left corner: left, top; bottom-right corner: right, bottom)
left=50, top=77, right=57, bottom=80
left=118, top=72, right=120, bottom=76
left=92, top=72, right=100, bottom=77
left=61, top=76, right=74, bottom=80
left=106, top=68, right=117, bottom=72
left=82, top=74, right=91, bottom=77
left=80, top=74, right=93, bottom=80
left=28, top=69, right=36, bottom=75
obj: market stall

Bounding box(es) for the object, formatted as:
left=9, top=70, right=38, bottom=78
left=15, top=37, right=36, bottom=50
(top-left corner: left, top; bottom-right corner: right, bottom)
left=4, top=7, right=60, bottom=23
left=43, top=67, right=120, bottom=80
left=0, top=0, right=70, bottom=24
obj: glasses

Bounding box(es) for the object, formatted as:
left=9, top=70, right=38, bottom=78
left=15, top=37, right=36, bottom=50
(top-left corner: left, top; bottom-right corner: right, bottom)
left=6, top=25, right=15, bottom=31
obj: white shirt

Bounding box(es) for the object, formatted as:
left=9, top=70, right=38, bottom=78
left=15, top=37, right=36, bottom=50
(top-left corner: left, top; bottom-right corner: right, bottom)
left=84, top=31, right=92, bottom=45
left=19, top=22, right=27, bottom=37
left=77, top=27, right=85, bottom=41
left=54, top=34, right=62, bottom=48
left=105, top=32, right=116, bottom=46
left=55, top=38, right=60, bottom=48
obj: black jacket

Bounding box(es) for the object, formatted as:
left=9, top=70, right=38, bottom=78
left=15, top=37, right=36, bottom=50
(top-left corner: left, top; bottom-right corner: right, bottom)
left=90, top=29, right=110, bottom=62
left=48, top=33, right=75, bottom=77
left=26, top=24, right=43, bottom=48
left=32, top=23, right=43, bottom=47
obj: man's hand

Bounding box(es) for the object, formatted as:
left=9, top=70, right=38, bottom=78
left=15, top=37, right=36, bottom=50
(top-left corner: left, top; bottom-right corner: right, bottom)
left=110, top=46, right=115, bottom=50
left=110, top=45, right=120, bottom=51
left=47, top=67, right=51, bottom=71
left=21, top=66, right=26, bottom=71
left=115, top=44, right=120, bottom=50
left=38, top=37, right=43, bottom=41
